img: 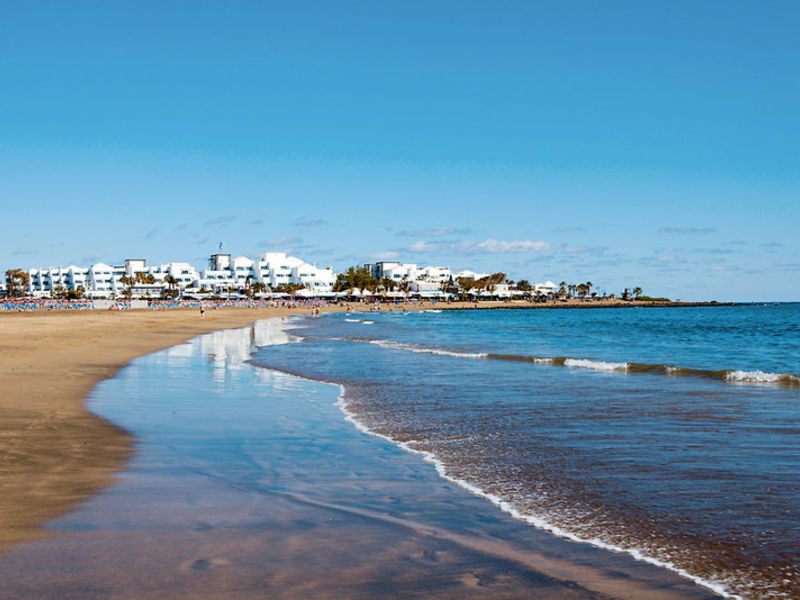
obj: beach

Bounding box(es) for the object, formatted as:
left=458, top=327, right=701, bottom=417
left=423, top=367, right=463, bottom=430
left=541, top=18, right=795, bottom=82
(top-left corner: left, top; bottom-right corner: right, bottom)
left=0, top=298, right=728, bottom=557
left=0, top=317, right=722, bottom=598
left=0, top=305, right=336, bottom=555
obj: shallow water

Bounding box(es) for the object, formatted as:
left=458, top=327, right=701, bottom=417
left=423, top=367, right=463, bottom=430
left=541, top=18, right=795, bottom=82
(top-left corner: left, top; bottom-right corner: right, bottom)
left=251, top=305, right=800, bottom=599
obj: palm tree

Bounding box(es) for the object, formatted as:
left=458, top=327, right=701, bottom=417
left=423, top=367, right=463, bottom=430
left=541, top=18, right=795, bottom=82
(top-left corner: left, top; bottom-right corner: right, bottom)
left=398, top=279, right=411, bottom=297
left=632, top=287, right=643, bottom=299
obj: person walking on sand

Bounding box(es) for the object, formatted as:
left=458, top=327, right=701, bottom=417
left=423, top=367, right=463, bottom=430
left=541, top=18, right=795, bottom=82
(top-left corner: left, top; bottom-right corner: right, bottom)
left=200, top=304, right=205, bottom=318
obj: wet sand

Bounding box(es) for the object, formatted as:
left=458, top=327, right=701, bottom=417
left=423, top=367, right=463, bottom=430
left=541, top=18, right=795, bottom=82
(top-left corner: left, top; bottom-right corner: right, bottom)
left=0, top=306, right=339, bottom=555
left=0, top=323, right=720, bottom=599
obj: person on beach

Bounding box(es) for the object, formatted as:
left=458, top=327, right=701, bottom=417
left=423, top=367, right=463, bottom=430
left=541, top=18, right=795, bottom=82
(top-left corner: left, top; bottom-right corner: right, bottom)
left=200, top=304, right=205, bottom=318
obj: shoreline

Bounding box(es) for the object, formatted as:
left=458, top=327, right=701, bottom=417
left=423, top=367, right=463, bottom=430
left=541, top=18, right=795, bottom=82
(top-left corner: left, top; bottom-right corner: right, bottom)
left=0, top=319, right=720, bottom=599
left=0, top=306, right=343, bottom=555
left=0, top=299, right=731, bottom=557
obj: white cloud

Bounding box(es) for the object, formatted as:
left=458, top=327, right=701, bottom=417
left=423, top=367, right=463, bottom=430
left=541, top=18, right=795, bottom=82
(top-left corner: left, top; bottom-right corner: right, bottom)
left=370, top=251, right=399, bottom=260
left=476, top=239, right=556, bottom=253
left=408, top=238, right=558, bottom=255
left=261, top=236, right=301, bottom=247
left=409, top=240, right=442, bottom=252
left=396, top=226, right=471, bottom=238
left=658, top=227, right=716, bottom=235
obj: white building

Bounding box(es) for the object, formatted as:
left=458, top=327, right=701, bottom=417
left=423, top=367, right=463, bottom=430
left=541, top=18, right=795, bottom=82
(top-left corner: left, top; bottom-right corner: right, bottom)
left=454, top=269, right=490, bottom=281
left=534, top=281, right=559, bottom=296
left=27, top=252, right=335, bottom=298
left=195, top=252, right=335, bottom=295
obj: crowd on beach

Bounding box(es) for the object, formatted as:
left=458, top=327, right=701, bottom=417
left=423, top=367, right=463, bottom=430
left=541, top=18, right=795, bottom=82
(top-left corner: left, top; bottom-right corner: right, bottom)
left=0, top=298, right=95, bottom=311
left=0, top=297, right=335, bottom=312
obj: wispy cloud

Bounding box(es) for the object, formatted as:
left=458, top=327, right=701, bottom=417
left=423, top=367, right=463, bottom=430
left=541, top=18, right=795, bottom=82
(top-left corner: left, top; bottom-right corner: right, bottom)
left=563, top=245, right=609, bottom=255
left=12, top=246, right=39, bottom=256
left=396, top=226, right=471, bottom=237
left=690, top=247, right=734, bottom=255
left=658, top=227, right=716, bottom=235
left=776, top=262, right=800, bottom=271
left=408, top=238, right=558, bottom=255
left=759, top=242, right=783, bottom=248
left=476, top=239, right=556, bottom=253
left=248, top=219, right=264, bottom=226
left=145, top=228, right=160, bottom=240
left=409, top=240, right=443, bottom=252
left=370, top=251, right=399, bottom=260
left=204, top=215, right=236, bottom=227
left=261, top=236, right=301, bottom=247
left=294, top=218, right=325, bottom=227
left=81, top=253, right=105, bottom=263
left=551, top=226, right=585, bottom=233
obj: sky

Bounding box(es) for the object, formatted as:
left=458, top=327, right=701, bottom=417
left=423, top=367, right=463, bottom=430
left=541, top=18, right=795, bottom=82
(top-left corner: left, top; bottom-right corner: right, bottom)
left=1, top=1, right=798, bottom=301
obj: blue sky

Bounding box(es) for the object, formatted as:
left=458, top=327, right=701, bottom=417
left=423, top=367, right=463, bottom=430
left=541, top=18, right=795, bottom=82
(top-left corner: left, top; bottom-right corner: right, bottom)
left=1, top=1, right=798, bottom=301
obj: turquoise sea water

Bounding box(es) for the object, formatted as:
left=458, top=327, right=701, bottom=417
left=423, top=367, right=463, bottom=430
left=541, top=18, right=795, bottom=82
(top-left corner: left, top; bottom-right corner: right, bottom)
left=251, top=305, right=800, bottom=599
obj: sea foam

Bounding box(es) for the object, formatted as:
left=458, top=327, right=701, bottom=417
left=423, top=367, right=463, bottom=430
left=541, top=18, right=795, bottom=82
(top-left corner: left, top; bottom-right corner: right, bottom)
left=563, top=358, right=629, bottom=372
left=331, top=385, right=740, bottom=600
left=725, top=369, right=800, bottom=385
left=369, top=340, right=487, bottom=359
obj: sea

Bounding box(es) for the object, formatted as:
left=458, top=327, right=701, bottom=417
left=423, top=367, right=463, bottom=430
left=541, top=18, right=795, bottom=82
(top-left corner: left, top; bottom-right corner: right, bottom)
left=250, top=304, right=800, bottom=600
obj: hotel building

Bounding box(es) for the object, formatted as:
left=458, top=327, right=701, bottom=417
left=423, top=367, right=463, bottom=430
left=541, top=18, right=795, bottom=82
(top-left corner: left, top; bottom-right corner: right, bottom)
left=27, top=252, right=336, bottom=299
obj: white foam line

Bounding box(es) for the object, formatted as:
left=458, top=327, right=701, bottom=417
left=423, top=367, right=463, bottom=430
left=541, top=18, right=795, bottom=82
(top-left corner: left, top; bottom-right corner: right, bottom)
left=333, top=387, right=738, bottom=600
left=369, top=339, right=487, bottom=359
left=563, top=358, right=629, bottom=372
left=725, top=369, right=798, bottom=385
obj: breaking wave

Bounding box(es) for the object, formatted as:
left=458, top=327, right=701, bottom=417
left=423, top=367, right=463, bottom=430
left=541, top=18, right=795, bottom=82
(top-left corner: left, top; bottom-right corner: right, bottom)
left=332, top=386, right=741, bottom=600
left=364, top=342, right=799, bottom=388
left=369, top=340, right=488, bottom=359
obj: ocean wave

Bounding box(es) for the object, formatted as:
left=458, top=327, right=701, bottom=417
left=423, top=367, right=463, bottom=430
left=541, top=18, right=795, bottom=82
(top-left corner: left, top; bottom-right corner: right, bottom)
left=725, top=370, right=800, bottom=385
left=483, top=354, right=799, bottom=388
left=563, top=358, right=629, bottom=372
left=332, top=386, right=741, bottom=600
left=369, top=340, right=487, bottom=359
left=334, top=323, right=800, bottom=389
